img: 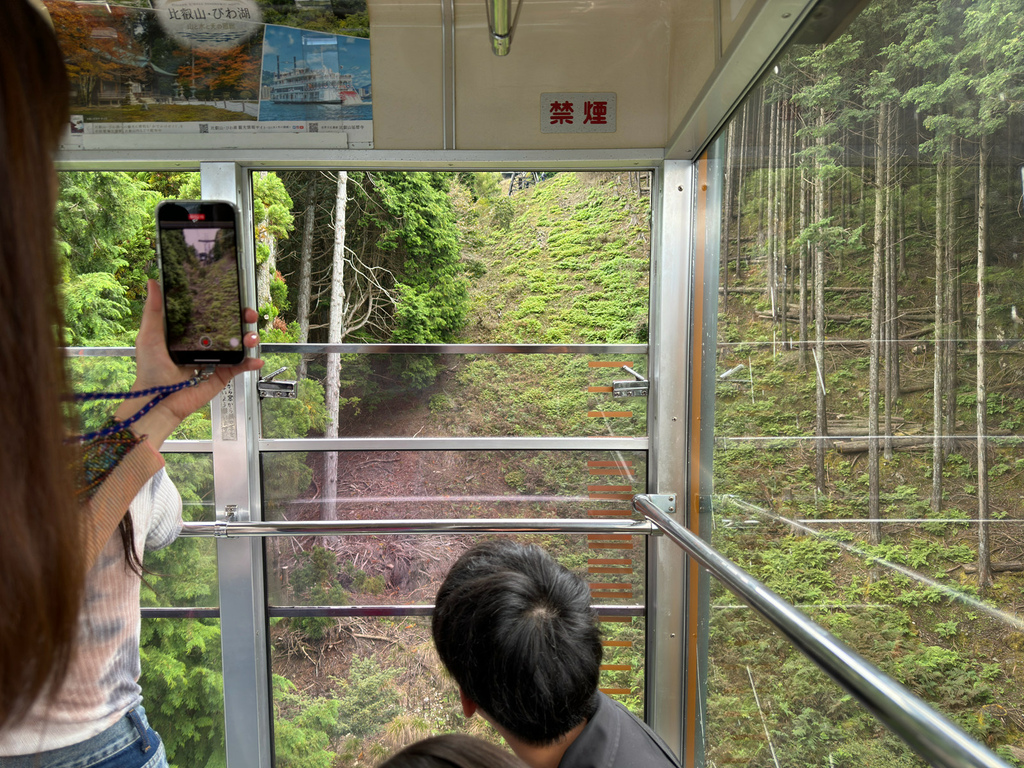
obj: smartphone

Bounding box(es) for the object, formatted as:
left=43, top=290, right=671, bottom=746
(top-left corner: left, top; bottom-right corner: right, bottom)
left=155, top=200, right=246, bottom=366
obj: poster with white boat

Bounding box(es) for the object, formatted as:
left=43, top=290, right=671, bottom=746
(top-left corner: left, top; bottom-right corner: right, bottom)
left=258, top=25, right=372, bottom=148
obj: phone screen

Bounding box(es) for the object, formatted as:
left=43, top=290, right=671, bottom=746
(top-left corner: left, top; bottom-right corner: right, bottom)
left=157, top=201, right=245, bottom=365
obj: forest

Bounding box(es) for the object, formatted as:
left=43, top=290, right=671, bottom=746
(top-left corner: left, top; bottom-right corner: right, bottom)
left=709, top=0, right=1023, bottom=764
left=55, top=0, right=1024, bottom=765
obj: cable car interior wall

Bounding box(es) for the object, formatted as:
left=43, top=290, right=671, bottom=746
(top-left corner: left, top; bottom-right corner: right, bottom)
left=51, top=1, right=1022, bottom=767
left=57, top=0, right=867, bottom=161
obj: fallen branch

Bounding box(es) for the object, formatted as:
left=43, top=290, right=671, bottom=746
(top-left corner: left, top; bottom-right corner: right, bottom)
left=720, top=286, right=870, bottom=294
left=836, top=431, right=1017, bottom=454
left=962, top=562, right=1024, bottom=574
left=756, top=311, right=860, bottom=323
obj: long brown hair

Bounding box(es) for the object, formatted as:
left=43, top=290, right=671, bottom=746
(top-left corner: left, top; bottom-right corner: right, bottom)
left=0, top=0, right=83, bottom=731
left=378, top=735, right=528, bottom=768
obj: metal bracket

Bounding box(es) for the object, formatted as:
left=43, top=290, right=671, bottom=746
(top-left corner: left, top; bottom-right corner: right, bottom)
left=613, top=365, right=649, bottom=398
left=257, top=366, right=298, bottom=399
left=646, top=494, right=677, bottom=515
left=215, top=504, right=238, bottom=536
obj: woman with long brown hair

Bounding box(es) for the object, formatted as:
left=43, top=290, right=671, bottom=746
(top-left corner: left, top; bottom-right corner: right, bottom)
left=0, top=0, right=84, bottom=732
left=0, top=0, right=262, bottom=760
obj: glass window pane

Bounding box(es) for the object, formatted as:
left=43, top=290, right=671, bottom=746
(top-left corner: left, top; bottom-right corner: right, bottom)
left=269, top=536, right=646, bottom=766
left=56, top=171, right=156, bottom=349
left=260, top=352, right=648, bottom=439
left=707, top=582, right=927, bottom=768
left=257, top=168, right=651, bottom=760
left=66, top=356, right=213, bottom=440
left=142, top=454, right=219, bottom=610
left=262, top=450, right=647, bottom=522
left=713, top=2, right=1024, bottom=758
left=250, top=171, right=650, bottom=345
left=266, top=532, right=645, bottom=608
left=141, top=618, right=225, bottom=768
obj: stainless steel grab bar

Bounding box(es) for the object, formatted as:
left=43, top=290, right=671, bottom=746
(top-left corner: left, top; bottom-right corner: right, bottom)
left=633, top=494, right=1010, bottom=768
left=180, top=518, right=655, bottom=538
left=62, top=343, right=647, bottom=356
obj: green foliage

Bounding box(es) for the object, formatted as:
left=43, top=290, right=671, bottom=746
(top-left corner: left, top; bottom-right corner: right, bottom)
left=756, top=537, right=840, bottom=603
left=140, top=618, right=225, bottom=768
left=344, top=563, right=386, bottom=595
left=463, top=173, right=650, bottom=345
left=254, top=172, right=296, bottom=244
left=286, top=546, right=348, bottom=641
left=57, top=171, right=159, bottom=343
left=490, top=198, right=515, bottom=231
left=349, top=172, right=467, bottom=344
left=337, top=656, right=403, bottom=737
left=273, top=676, right=341, bottom=768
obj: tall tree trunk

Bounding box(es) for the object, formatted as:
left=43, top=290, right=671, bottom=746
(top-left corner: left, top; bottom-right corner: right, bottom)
left=736, top=104, right=748, bottom=278
left=932, top=159, right=946, bottom=513
left=840, top=138, right=848, bottom=232
left=868, top=101, right=886, bottom=546
left=976, top=133, right=992, bottom=589
left=767, top=98, right=779, bottom=321
left=891, top=145, right=901, bottom=389
left=757, top=92, right=768, bottom=275
left=296, top=172, right=318, bottom=382
left=898, top=181, right=907, bottom=278
left=814, top=109, right=828, bottom=494
left=799, top=144, right=809, bottom=370
left=884, top=102, right=896, bottom=461
left=859, top=138, right=868, bottom=231
left=323, top=171, right=349, bottom=522
left=723, top=122, right=735, bottom=310
left=944, top=142, right=958, bottom=444
left=780, top=100, right=790, bottom=346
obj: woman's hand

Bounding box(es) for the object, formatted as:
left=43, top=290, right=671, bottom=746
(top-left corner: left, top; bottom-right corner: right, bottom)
left=115, top=279, right=264, bottom=449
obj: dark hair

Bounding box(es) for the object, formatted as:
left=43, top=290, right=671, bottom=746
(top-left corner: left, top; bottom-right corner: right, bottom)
left=0, top=0, right=81, bottom=731
left=378, top=734, right=527, bottom=768
left=431, top=541, right=602, bottom=745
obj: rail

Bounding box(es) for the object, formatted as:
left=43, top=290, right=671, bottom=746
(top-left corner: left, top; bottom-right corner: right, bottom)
left=633, top=494, right=1011, bottom=768
left=152, top=518, right=652, bottom=622
left=180, top=518, right=655, bottom=537
left=63, top=342, right=647, bottom=356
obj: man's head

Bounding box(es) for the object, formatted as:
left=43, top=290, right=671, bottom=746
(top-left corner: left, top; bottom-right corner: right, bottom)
left=431, top=540, right=602, bottom=745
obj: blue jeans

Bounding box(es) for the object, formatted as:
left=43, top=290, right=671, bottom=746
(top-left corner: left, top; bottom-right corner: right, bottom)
left=0, top=706, right=166, bottom=768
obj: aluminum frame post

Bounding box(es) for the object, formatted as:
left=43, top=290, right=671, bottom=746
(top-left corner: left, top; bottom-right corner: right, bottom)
left=647, top=160, right=695, bottom=760
left=687, top=142, right=725, bottom=768
left=200, top=162, right=272, bottom=768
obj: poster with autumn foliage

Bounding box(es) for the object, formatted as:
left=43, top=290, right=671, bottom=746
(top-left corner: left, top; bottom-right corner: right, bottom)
left=46, top=0, right=371, bottom=149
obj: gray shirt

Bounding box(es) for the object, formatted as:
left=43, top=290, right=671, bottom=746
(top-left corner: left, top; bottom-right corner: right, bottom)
left=559, top=693, right=681, bottom=768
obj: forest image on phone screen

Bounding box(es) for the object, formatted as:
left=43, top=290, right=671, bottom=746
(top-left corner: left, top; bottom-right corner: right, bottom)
left=160, top=221, right=242, bottom=354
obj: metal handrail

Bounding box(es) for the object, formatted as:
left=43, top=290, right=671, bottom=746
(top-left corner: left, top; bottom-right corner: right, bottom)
left=140, top=604, right=646, bottom=619
left=62, top=342, right=647, bottom=357
left=633, top=494, right=1011, bottom=768
left=180, top=517, right=655, bottom=538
